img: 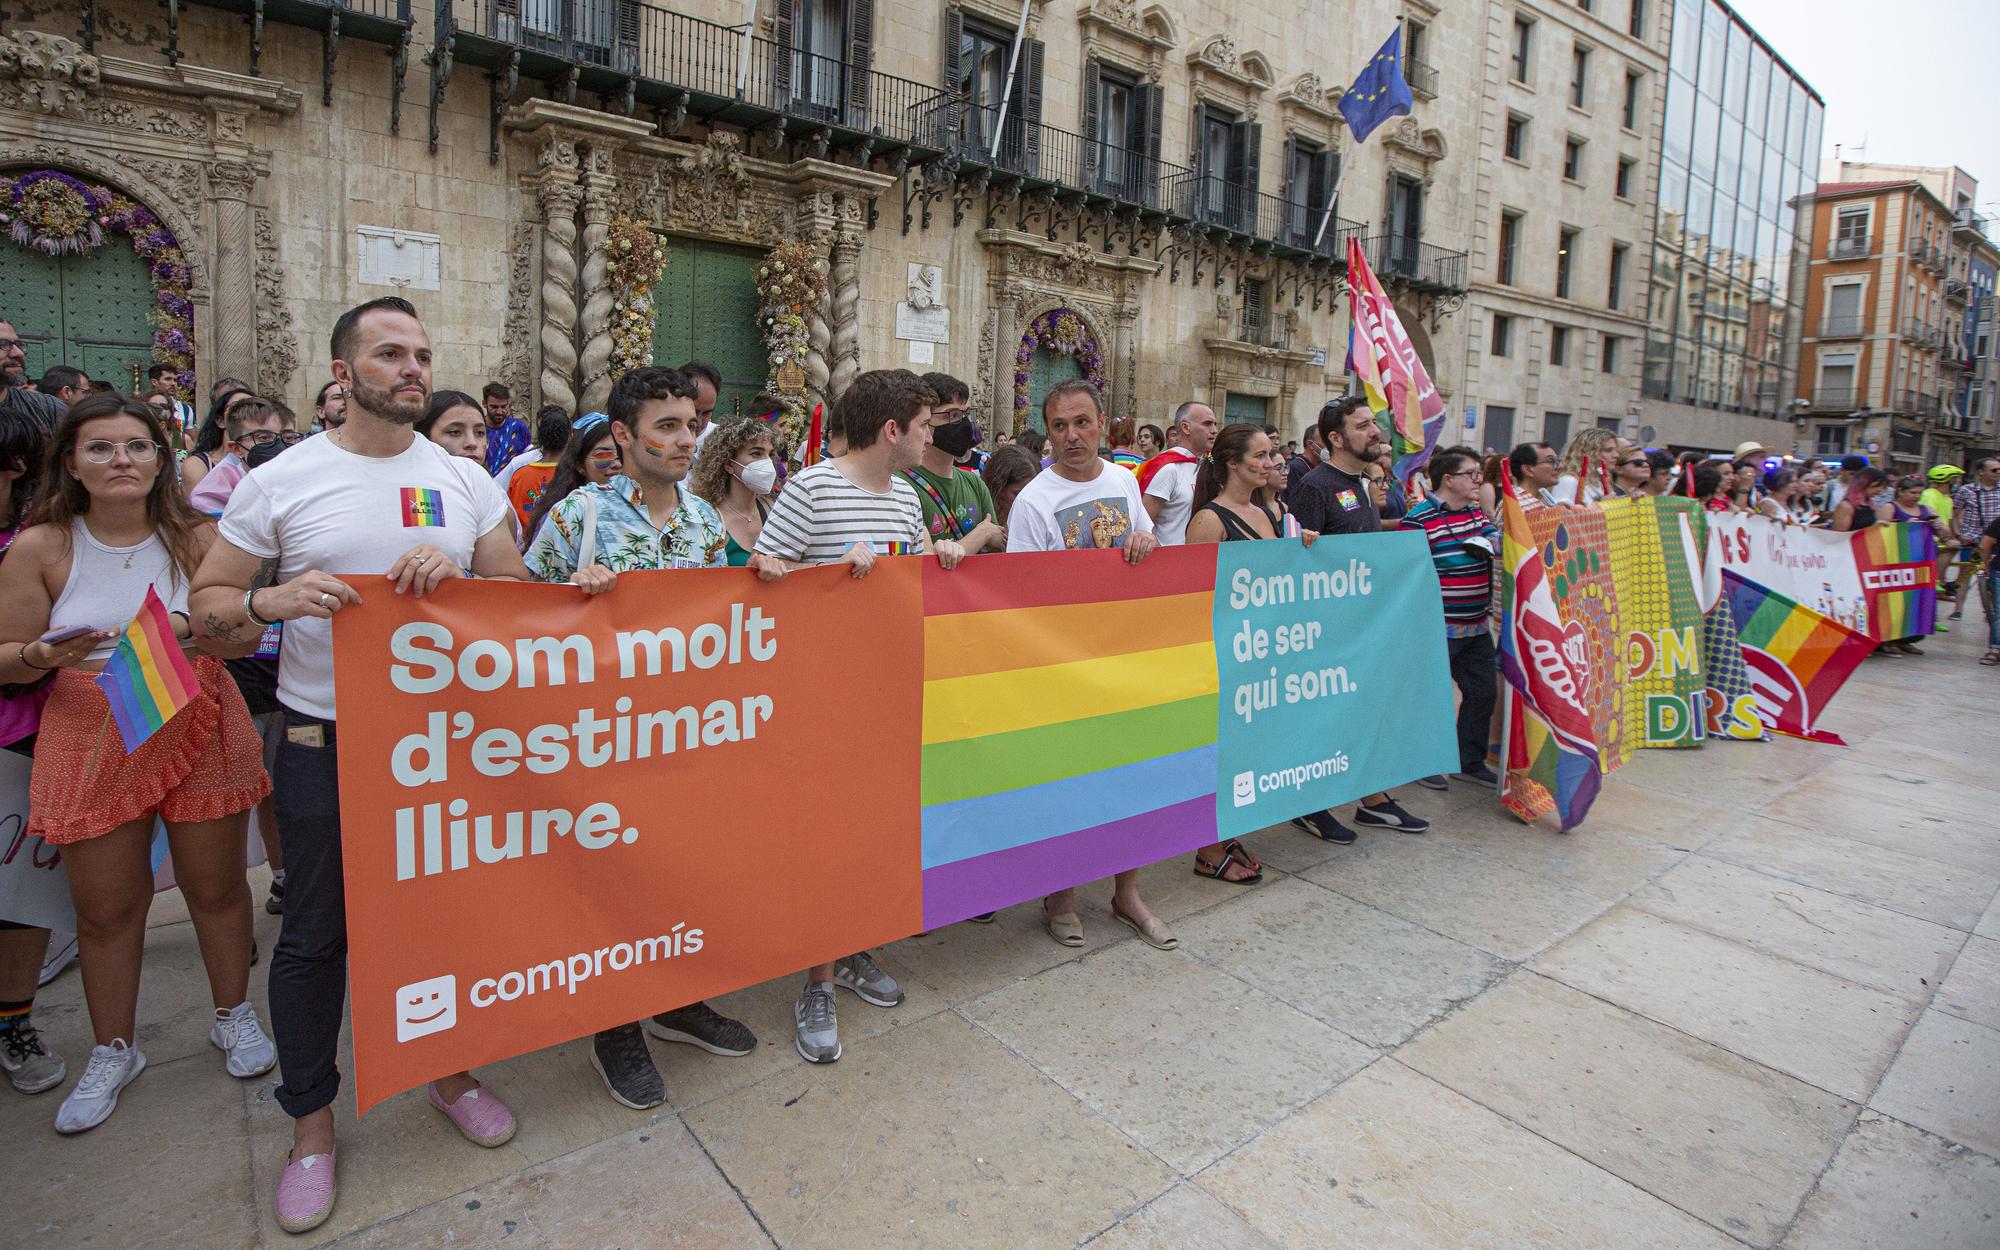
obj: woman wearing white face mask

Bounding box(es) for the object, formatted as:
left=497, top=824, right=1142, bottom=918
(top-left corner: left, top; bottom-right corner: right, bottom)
left=690, top=418, right=780, bottom=567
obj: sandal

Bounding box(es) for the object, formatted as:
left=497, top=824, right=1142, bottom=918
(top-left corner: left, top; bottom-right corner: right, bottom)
left=1112, top=905, right=1180, bottom=951
left=1043, top=909, right=1084, bottom=948
left=1982, top=649, right=2000, bottom=666
left=1193, top=840, right=1263, bottom=885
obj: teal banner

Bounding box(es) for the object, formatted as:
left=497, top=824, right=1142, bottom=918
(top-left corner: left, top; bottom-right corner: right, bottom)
left=1213, top=534, right=1458, bottom=839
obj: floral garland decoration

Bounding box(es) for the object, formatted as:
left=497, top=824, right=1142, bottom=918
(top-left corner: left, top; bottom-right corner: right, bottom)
left=1013, top=308, right=1106, bottom=431
left=603, top=216, right=670, bottom=377
left=755, top=241, right=827, bottom=437
left=0, top=169, right=195, bottom=397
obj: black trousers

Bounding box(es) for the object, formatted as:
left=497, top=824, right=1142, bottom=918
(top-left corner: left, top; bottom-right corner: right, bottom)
left=1448, top=632, right=1498, bottom=772
left=268, top=711, right=346, bottom=1119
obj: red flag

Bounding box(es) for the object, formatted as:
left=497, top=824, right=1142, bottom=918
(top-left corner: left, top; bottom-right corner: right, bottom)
left=801, top=402, right=824, bottom=469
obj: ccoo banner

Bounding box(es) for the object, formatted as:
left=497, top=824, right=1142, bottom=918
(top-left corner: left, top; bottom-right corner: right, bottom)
left=333, top=542, right=1456, bottom=1110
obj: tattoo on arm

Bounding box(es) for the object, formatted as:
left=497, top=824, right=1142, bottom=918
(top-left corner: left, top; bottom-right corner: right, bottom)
left=252, top=557, right=280, bottom=590
left=203, top=612, right=249, bottom=644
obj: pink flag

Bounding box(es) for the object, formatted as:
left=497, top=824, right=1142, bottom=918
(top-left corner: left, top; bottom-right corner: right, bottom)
left=1346, top=237, right=1446, bottom=486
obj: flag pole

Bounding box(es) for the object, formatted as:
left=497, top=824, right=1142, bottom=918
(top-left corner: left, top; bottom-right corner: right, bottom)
left=1311, top=17, right=1401, bottom=250
left=987, top=0, right=1034, bottom=161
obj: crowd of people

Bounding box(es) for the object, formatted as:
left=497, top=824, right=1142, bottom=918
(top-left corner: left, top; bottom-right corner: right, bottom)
left=0, top=300, right=1994, bottom=1234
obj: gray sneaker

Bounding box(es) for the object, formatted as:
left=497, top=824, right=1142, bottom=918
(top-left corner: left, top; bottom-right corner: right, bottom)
left=794, top=983, right=841, bottom=1064
left=589, top=1024, right=665, bottom=1109
left=832, top=951, right=905, bottom=1007
left=1, top=1023, right=65, bottom=1094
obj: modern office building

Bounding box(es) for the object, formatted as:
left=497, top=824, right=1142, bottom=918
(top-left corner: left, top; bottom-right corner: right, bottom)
left=1638, top=0, right=1822, bottom=455
left=1458, top=0, right=1669, bottom=456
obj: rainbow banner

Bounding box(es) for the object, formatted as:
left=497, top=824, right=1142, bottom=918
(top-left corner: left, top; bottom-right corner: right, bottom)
left=94, top=585, right=199, bottom=753
left=918, top=552, right=1221, bottom=928
left=1346, top=236, right=1446, bottom=485
left=1722, top=570, right=1874, bottom=740
left=1853, top=521, right=1937, bottom=641
left=1600, top=497, right=1710, bottom=748
left=1498, top=493, right=1604, bottom=832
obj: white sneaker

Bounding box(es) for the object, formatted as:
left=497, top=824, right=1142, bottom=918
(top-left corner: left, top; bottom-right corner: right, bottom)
left=38, top=931, right=77, bottom=987
left=210, top=1002, right=277, bottom=1078
left=54, top=1039, right=146, bottom=1134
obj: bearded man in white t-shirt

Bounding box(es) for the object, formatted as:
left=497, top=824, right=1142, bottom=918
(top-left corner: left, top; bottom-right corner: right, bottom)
left=1006, top=379, right=1177, bottom=953
left=1140, top=400, right=1218, bottom=545
left=190, top=297, right=532, bottom=1236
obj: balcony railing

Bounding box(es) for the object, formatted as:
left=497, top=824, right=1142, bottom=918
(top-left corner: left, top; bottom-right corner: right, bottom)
left=1360, top=234, right=1469, bottom=290
left=1831, top=237, right=1868, bottom=260
left=1811, top=386, right=1858, bottom=409
left=1817, top=314, right=1865, bottom=338
left=1956, top=210, right=1989, bottom=236
left=1404, top=56, right=1439, bottom=98
left=1946, top=278, right=1970, bottom=301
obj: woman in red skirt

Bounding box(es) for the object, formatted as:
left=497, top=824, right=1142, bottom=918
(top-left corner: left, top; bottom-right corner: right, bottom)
left=0, top=393, right=272, bottom=1134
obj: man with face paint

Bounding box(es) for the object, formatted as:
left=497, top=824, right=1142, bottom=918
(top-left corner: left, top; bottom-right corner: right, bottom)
left=909, top=372, right=1004, bottom=552
left=521, top=366, right=759, bottom=1108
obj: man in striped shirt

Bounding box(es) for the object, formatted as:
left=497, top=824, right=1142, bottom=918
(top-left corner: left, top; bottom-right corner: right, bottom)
left=1400, top=446, right=1500, bottom=784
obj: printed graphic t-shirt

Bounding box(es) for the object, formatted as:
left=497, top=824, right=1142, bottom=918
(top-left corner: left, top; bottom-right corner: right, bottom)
left=220, top=432, right=510, bottom=720
left=1287, top=462, right=1379, bottom=536
left=1007, top=462, right=1155, bottom=552
left=905, top=463, right=996, bottom=544
left=754, top=462, right=926, bottom=564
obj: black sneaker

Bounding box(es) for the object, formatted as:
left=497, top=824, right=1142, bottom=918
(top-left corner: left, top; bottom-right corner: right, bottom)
left=1416, top=774, right=1449, bottom=791
left=968, top=913, right=997, bottom=923
left=1354, top=800, right=1430, bottom=833
left=589, top=1023, right=665, bottom=1109
left=1299, top=810, right=1358, bottom=844
left=265, top=872, right=285, bottom=916
left=1453, top=763, right=1500, bottom=785
left=645, top=1002, right=756, bottom=1057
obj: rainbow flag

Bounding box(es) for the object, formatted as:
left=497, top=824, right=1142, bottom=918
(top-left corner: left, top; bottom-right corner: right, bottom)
left=1497, top=489, right=1601, bottom=831
left=1722, top=571, right=1873, bottom=741
left=94, top=586, right=200, bottom=754
left=917, top=552, right=1217, bottom=928
left=1852, top=522, right=1937, bottom=641
left=400, top=487, right=445, bottom=528
left=1347, top=236, right=1445, bottom=486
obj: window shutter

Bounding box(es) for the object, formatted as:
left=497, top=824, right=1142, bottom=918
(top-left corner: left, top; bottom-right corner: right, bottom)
left=1139, top=83, right=1164, bottom=206
left=616, top=0, right=639, bottom=54
left=1019, top=37, right=1045, bottom=176
left=846, top=0, right=874, bottom=122
left=1080, top=60, right=1102, bottom=187
left=1281, top=133, right=1300, bottom=206
left=1239, top=121, right=1263, bottom=230
left=1311, top=147, right=1334, bottom=249
left=941, top=8, right=964, bottom=147
left=771, top=0, right=795, bottom=98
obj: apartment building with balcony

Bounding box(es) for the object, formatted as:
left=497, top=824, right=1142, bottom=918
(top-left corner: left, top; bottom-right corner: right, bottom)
left=1459, top=0, right=1667, bottom=455
left=1796, top=175, right=1967, bottom=470
left=0, top=0, right=1471, bottom=438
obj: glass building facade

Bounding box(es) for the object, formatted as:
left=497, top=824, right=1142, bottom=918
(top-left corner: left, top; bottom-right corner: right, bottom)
left=1643, top=0, right=1823, bottom=417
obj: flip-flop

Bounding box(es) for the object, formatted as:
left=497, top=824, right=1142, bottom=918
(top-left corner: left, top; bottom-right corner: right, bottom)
left=1192, top=842, right=1262, bottom=885
left=1043, top=910, right=1084, bottom=947
left=1112, top=906, right=1180, bottom=951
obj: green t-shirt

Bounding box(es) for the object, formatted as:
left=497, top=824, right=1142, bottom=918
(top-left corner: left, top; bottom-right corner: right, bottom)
left=1920, top=486, right=1954, bottom=528
left=904, top=464, right=996, bottom=546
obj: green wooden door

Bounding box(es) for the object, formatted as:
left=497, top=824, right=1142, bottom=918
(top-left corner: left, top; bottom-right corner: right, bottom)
left=0, top=241, right=156, bottom=391
left=1024, top=347, right=1084, bottom=432
left=651, top=238, right=768, bottom=420
left=1224, top=393, right=1270, bottom=426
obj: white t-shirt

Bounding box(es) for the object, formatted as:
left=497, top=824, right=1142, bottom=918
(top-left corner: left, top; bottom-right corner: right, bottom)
left=753, top=462, right=926, bottom=564
left=219, top=432, right=511, bottom=720
left=1144, top=459, right=1197, bottom=545
left=1007, top=462, right=1155, bottom=552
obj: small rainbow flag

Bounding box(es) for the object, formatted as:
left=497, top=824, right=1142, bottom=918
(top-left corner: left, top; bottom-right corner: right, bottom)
left=1722, top=570, right=1873, bottom=740
left=1851, top=521, right=1937, bottom=641
left=401, top=487, right=445, bottom=528
left=917, top=551, right=1217, bottom=928
left=95, top=586, right=200, bottom=754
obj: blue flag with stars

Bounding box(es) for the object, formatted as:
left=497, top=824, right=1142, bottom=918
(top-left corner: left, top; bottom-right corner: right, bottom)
left=1338, top=26, right=1415, bottom=144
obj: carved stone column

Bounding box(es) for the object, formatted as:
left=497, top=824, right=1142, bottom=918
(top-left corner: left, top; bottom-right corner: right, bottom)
left=794, top=192, right=840, bottom=418
left=575, top=145, right=617, bottom=414
left=534, top=137, right=583, bottom=415
left=1112, top=294, right=1141, bottom=419
left=206, top=159, right=260, bottom=387
left=827, top=216, right=863, bottom=403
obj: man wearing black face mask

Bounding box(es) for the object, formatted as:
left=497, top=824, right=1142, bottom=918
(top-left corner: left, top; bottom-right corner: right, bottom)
left=909, top=373, right=1004, bottom=552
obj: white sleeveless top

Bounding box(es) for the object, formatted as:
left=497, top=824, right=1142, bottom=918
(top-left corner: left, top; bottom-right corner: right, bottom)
left=46, top=518, right=188, bottom=662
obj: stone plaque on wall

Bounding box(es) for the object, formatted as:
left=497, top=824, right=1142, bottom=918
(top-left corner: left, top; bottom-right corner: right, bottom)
left=356, top=226, right=442, bottom=291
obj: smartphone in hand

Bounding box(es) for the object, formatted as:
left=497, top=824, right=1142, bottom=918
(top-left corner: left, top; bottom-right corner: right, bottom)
left=40, top=624, right=103, bottom=646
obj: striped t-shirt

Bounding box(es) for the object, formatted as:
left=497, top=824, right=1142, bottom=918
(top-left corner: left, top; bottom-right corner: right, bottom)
left=754, top=462, right=926, bottom=564
left=1399, top=499, right=1499, bottom=631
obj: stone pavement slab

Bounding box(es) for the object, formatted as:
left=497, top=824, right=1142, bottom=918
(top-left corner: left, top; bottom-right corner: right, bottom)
left=1867, top=1009, right=2000, bottom=1159
left=963, top=939, right=1369, bottom=1173
left=1934, top=934, right=2000, bottom=1032
left=1400, top=971, right=1856, bottom=1248
left=684, top=1011, right=1175, bottom=1250
left=1173, top=876, right=1508, bottom=1047
left=1195, top=1059, right=1741, bottom=1250
left=1700, top=814, right=1999, bottom=932
left=1083, top=1182, right=1281, bottom=1250
left=1781, top=1113, right=2000, bottom=1250
left=1774, top=775, right=2000, bottom=878
left=1532, top=907, right=1918, bottom=1100
left=1629, top=856, right=1964, bottom=1003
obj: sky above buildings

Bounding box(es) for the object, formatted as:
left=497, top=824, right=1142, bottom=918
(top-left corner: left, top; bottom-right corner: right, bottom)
left=1727, top=0, right=2000, bottom=210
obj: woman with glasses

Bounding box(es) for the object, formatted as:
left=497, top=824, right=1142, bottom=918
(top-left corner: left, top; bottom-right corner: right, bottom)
left=523, top=412, right=620, bottom=548
left=1611, top=445, right=1655, bottom=497
left=0, top=394, right=273, bottom=1134
left=187, top=398, right=297, bottom=516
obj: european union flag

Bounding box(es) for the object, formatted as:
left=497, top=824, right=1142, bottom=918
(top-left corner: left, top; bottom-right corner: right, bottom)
left=1338, top=26, right=1415, bottom=144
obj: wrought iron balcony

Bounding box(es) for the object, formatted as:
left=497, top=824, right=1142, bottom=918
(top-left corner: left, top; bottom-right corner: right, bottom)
left=1830, top=237, right=1868, bottom=260
left=1404, top=56, right=1439, bottom=99
left=1902, top=318, right=1928, bottom=345
left=1158, top=172, right=1366, bottom=261
left=1817, top=314, right=1865, bottom=338
left=133, top=0, right=415, bottom=123
left=937, top=100, right=1194, bottom=215
left=1811, top=386, right=1858, bottom=410
left=1359, top=234, right=1469, bottom=291
left=1945, top=278, right=1970, bottom=302
left=1956, top=210, right=1989, bottom=236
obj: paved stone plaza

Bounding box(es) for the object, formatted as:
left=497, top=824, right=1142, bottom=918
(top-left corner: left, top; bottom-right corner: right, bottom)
left=6, top=624, right=1998, bottom=1249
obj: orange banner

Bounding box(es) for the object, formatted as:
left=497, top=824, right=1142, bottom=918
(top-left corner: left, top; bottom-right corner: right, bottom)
left=332, top=564, right=923, bottom=1112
